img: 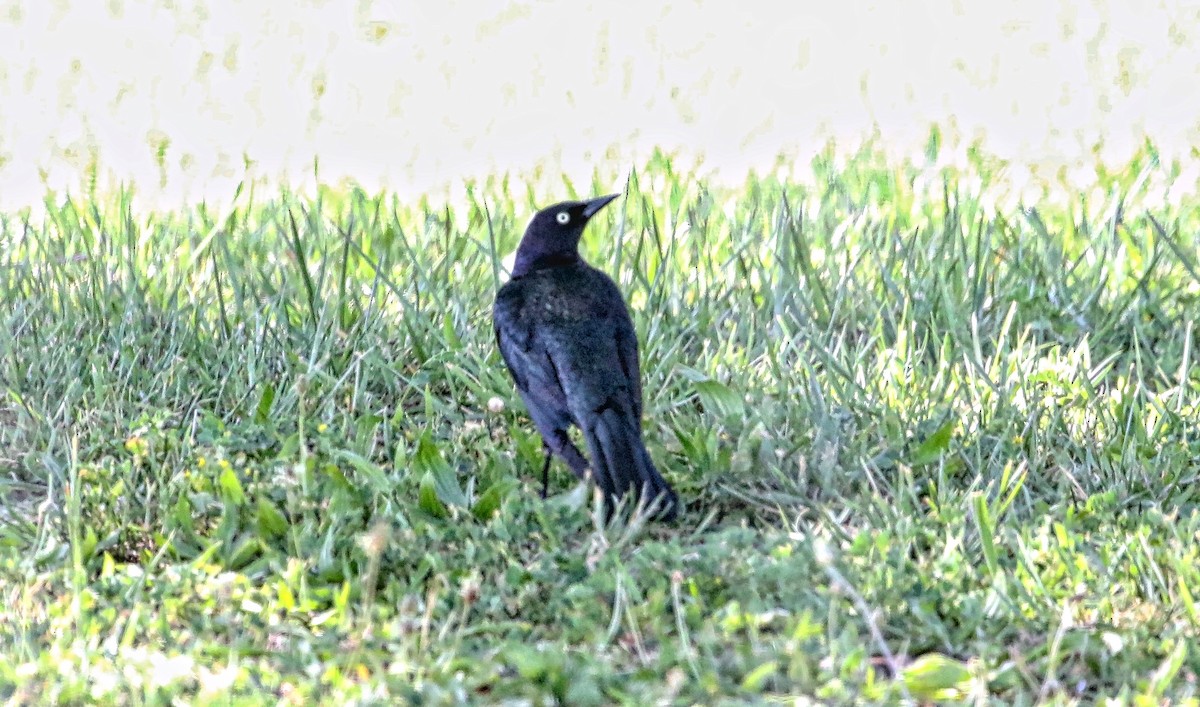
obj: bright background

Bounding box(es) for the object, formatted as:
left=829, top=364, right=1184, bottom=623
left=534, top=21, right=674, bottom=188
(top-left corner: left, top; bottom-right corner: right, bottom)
left=2, top=0, right=1199, bottom=209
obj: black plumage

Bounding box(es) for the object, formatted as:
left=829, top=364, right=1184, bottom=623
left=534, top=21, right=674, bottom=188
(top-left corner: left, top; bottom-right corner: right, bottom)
left=492, top=194, right=679, bottom=520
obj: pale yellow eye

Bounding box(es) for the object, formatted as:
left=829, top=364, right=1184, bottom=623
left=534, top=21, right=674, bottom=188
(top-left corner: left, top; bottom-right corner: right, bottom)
left=556, top=211, right=570, bottom=224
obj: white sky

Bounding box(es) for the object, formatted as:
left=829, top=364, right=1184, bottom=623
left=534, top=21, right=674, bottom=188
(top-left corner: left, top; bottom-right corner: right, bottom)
left=1, top=0, right=1198, bottom=209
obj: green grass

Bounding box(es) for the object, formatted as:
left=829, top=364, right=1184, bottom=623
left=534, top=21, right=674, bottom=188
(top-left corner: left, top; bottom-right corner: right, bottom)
left=1, top=138, right=1199, bottom=704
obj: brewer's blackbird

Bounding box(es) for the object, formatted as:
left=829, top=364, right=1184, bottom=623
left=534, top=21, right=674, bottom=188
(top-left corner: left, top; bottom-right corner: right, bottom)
left=493, top=194, right=679, bottom=521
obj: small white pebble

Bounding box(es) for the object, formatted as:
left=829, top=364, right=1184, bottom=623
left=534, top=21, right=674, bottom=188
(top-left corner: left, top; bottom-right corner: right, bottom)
left=814, top=538, right=834, bottom=566
left=487, top=396, right=505, bottom=413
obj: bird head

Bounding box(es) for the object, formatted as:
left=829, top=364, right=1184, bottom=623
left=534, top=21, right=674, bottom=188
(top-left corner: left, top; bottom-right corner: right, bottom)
left=511, top=194, right=619, bottom=278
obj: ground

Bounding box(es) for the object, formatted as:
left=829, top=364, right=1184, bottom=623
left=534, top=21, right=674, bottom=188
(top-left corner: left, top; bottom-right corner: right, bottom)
left=1, top=142, right=1198, bottom=704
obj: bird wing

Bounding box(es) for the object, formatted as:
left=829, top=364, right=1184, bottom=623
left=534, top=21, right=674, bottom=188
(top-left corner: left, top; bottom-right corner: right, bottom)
left=590, top=269, right=644, bottom=422
left=612, top=308, right=643, bottom=422
left=492, top=284, right=572, bottom=424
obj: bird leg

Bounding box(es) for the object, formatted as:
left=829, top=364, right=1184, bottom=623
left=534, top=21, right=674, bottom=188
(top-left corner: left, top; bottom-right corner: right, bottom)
left=540, top=443, right=553, bottom=499
left=539, top=429, right=592, bottom=497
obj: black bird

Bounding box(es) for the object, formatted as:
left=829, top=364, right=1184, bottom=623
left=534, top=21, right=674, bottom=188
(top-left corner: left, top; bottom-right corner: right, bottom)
left=492, top=194, right=679, bottom=520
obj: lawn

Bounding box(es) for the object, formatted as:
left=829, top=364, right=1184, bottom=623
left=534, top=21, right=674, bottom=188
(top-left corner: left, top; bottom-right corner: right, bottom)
left=1, top=139, right=1198, bottom=704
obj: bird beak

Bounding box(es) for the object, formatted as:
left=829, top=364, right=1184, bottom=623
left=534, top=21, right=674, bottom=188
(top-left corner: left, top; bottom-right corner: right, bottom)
left=582, top=193, right=620, bottom=219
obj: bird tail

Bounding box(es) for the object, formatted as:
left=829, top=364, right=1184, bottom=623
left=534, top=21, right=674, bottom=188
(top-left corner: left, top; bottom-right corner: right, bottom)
left=584, top=407, right=679, bottom=521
